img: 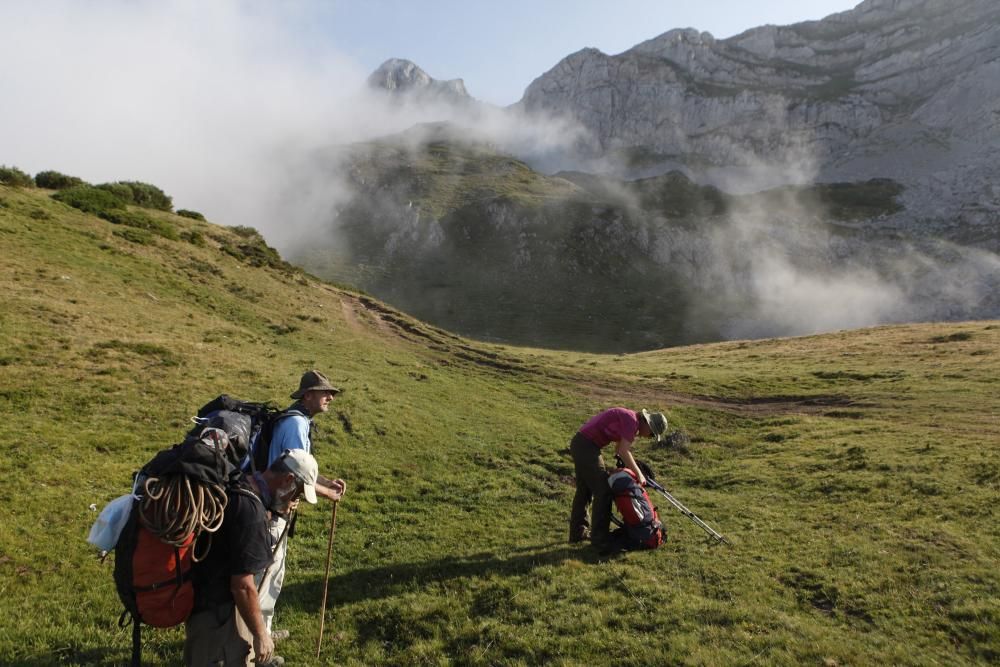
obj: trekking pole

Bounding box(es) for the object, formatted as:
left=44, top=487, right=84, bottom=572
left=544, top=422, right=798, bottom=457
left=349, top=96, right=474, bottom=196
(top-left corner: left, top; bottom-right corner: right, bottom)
left=646, top=479, right=731, bottom=546
left=316, top=500, right=339, bottom=659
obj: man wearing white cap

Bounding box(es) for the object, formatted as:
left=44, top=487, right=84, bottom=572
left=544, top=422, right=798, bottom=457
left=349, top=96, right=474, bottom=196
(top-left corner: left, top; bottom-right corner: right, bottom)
left=185, top=449, right=320, bottom=667
left=259, top=370, right=348, bottom=645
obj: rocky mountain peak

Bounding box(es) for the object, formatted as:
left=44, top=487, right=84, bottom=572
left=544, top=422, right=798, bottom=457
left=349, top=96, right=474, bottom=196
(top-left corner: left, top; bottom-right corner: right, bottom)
left=632, top=28, right=717, bottom=56
left=367, top=58, right=471, bottom=103
left=517, top=0, right=1000, bottom=250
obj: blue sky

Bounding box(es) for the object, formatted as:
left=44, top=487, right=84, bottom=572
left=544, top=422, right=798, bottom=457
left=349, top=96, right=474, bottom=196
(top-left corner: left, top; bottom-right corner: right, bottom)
left=308, top=1, right=864, bottom=104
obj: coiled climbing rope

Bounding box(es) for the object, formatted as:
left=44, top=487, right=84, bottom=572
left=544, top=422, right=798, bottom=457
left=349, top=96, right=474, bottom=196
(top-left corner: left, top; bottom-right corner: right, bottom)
left=139, top=475, right=228, bottom=562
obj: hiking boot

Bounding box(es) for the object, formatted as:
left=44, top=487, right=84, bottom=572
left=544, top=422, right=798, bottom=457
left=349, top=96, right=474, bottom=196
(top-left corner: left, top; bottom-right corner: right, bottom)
left=595, top=539, right=627, bottom=556
left=599, top=545, right=627, bottom=557
left=569, top=527, right=591, bottom=544
left=259, top=656, right=285, bottom=667
left=270, top=629, right=290, bottom=642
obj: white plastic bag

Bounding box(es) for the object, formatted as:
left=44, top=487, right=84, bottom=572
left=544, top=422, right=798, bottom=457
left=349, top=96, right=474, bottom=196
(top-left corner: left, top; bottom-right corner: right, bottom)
left=87, top=494, right=135, bottom=551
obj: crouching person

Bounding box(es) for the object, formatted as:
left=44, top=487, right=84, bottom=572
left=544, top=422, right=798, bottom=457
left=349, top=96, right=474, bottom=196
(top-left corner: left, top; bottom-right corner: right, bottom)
left=569, top=407, right=667, bottom=547
left=184, top=450, right=320, bottom=667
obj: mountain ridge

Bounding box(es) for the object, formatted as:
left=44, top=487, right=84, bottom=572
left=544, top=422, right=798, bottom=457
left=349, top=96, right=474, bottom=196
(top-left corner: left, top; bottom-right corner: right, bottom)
left=513, top=0, right=999, bottom=249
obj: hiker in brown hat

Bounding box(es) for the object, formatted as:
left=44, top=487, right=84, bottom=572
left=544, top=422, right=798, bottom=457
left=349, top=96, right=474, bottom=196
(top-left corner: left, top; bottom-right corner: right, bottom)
left=569, top=407, right=667, bottom=547
left=258, top=370, right=348, bottom=650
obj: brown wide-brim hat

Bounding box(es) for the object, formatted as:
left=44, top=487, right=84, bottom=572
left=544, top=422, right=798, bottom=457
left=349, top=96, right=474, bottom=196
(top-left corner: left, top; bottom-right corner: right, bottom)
left=640, top=409, right=668, bottom=442
left=291, top=370, right=342, bottom=399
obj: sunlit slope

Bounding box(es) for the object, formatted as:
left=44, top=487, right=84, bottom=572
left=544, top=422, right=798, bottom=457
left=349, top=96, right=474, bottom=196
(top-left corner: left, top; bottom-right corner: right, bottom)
left=1, top=183, right=998, bottom=666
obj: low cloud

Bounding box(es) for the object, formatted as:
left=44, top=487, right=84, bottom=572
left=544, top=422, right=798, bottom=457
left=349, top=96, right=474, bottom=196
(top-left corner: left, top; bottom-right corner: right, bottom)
left=677, top=159, right=999, bottom=340
left=0, top=0, right=585, bottom=251
left=0, top=2, right=357, bottom=235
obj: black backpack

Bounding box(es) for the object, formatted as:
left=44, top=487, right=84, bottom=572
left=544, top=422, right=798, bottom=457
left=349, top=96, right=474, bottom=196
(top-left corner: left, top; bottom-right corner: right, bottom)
left=114, top=429, right=236, bottom=667
left=187, top=394, right=306, bottom=472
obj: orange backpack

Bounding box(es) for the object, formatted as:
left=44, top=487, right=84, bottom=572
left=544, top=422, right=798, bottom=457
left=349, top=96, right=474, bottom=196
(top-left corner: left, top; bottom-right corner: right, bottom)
left=608, top=467, right=666, bottom=549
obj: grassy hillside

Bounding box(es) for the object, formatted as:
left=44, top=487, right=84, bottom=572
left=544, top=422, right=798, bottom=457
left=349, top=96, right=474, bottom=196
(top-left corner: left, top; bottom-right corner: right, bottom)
left=1, top=182, right=998, bottom=666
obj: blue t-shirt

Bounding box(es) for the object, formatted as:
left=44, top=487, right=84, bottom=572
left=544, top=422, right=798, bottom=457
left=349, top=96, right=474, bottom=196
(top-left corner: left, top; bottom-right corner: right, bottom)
left=267, top=413, right=311, bottom=467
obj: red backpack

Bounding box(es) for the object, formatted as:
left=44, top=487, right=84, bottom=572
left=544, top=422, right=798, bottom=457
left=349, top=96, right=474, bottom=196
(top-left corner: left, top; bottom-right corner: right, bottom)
left=112, top=429, right=234, bottom=666
left=115, top=511, right=197, bottom=628
left=608, top=467, right=666, bottom=550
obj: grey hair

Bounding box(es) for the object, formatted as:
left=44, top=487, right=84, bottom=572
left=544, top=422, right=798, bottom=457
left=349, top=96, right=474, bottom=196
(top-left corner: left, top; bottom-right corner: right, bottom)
left=269, top=455, right=294, bottom=476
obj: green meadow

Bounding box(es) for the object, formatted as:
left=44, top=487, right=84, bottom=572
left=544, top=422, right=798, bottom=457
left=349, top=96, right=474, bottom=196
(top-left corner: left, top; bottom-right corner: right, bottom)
left=0, top=182, right=998, bottom=666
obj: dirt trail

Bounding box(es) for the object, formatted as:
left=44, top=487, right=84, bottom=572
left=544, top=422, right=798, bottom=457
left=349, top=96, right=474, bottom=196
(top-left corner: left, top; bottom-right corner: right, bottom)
left=579, top=381, right=865, bottom=417
left=339, top=297, right=364, bottom=333
left=330, top=287, right=868, bottom=418
left=337, top=293, right=402, bottom=338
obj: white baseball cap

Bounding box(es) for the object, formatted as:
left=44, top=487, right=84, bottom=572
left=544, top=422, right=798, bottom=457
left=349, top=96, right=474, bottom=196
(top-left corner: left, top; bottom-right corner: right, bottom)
left=277, top=449, right=319, bottom=503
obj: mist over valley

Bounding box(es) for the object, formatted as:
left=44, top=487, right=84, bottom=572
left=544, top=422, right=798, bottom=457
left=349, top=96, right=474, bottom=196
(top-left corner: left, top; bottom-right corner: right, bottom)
left=283, top=0, right=1000, bottom=351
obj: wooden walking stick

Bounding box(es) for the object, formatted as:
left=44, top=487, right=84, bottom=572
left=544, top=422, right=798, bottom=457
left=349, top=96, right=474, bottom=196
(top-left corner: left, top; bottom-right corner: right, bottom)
left=316, top=500, right=339, bottom=658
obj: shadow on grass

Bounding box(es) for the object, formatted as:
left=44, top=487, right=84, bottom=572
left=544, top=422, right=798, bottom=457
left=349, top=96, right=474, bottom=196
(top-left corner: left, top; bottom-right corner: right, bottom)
left=10, top=647, right=126, bottom=667
left=281, top=541, right=620, bottom=611
left=8, top=629, right=182, bottom=666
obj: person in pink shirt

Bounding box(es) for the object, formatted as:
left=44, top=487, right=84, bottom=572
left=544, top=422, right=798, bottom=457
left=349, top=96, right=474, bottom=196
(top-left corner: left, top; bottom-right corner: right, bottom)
left=569, top=407, right=667, bottom=546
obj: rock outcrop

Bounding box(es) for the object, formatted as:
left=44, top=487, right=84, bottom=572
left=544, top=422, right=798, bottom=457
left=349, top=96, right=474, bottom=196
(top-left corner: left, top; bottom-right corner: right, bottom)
left=517, top=0, right=1000, bottom=249
left=368, top=58, right=475, bottom=106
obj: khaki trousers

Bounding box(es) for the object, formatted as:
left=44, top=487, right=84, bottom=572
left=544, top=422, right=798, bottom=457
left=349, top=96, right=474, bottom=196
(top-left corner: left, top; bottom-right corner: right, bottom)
left=258, top=514, right=288, bottom=632
left=569, top=433, right=611, bottom=545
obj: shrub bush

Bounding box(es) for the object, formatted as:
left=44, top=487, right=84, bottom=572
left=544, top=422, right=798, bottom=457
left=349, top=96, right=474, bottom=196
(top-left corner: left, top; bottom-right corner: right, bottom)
left=96, top=181, right=173, bottom=211
left=53, top=185, right=126, bottom=215
left=180, top=230, right=205, bottom=246
left=176, top=209, right=205, bottom=221
left=113, top=227, right=154, bottom=245
left=231, top=225, right=261, bottom=238
left=126, top=182, right=173, bottom=211
left=95, top=182, right=133, bottom=203
left=0, top=165, right=35, bottom=188
left=35, top=170, right=86, bottom=190
left=218, top=228, right=291, bottom=270
left=99, top=209, right=179, bottom=241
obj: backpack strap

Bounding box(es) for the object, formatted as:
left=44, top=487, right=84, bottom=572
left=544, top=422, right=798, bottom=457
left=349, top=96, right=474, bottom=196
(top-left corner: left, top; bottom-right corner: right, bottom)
left=118, top=610, right=141, bottom=667
left=231, top=479, right=291, bottom=541
left=248, top=409, right=310, bottom=473
left=230, top=483, right=265, bottom=506
left=130, top=614, right=141, bottom=667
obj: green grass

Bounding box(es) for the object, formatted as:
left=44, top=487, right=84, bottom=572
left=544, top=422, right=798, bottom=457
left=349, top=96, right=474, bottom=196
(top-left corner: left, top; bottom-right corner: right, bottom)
left=1, top=183, right=998, bottom=665
left=343, top=137, right=581, bottom=219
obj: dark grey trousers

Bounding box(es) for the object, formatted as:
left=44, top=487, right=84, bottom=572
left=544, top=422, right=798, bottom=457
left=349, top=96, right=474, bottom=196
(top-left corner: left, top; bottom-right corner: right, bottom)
left=184, top=602, right=254, bottom=666
left=569, top=432, right=611, bottom=545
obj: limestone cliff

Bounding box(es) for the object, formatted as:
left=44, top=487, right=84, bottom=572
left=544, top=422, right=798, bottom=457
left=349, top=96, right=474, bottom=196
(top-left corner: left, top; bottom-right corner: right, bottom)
left=517, top=0, right=1000, bottom=248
